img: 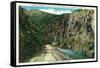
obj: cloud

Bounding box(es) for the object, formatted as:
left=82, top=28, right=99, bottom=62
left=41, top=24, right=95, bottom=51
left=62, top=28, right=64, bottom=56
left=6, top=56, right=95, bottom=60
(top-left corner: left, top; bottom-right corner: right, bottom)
left=39, top=9, right=72, bottom=15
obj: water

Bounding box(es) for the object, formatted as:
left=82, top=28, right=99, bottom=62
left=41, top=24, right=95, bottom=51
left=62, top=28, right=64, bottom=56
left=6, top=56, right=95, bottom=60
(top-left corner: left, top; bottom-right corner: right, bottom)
left=57, top=48, right=84, bottom=59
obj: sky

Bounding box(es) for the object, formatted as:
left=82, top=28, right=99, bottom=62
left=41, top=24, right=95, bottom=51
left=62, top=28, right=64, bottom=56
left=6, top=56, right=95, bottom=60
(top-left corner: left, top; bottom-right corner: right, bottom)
left=21, top=6, right=78, bottom=15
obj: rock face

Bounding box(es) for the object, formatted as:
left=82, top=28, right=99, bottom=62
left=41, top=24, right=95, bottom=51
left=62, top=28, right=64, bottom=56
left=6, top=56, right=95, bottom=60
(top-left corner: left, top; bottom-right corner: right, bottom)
left=61, top=10, right=95, bottom=58
left=19, top=7, right=95, bottom=62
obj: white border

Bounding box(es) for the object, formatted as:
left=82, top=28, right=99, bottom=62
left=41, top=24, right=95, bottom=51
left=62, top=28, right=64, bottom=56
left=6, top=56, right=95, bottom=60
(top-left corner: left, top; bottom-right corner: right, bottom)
left=16, top=2, right=97, bottom=66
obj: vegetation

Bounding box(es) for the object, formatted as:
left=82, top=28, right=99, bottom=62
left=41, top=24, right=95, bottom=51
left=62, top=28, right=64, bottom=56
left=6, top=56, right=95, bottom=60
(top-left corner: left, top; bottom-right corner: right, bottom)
left=19, top=6, right=95, bottom=62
